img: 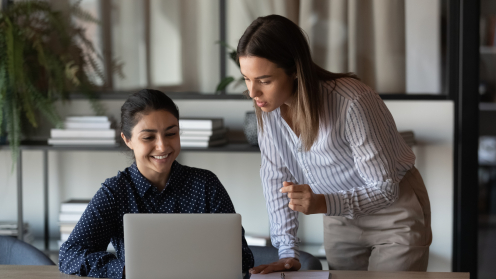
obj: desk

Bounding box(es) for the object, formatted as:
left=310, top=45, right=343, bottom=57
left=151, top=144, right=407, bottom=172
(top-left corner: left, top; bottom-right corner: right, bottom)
left=0, top=265, right=469, bottom=279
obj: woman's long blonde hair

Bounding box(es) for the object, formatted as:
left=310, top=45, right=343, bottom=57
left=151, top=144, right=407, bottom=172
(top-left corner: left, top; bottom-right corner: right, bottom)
left=237, top=15, right=358, bottom=151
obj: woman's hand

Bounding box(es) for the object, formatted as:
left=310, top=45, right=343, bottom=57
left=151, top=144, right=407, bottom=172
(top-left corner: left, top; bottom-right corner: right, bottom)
left=280, top=182, right=327, bottom=215
left=249, top=257, right=301, bottom=274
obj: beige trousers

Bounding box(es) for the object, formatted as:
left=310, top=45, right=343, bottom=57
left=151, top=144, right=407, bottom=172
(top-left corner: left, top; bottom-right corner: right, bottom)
left=323, top=167, right=432, bottom=271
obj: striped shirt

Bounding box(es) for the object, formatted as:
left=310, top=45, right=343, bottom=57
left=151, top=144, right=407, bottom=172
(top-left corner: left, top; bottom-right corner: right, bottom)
left=258, top=77, right=416, bottom=259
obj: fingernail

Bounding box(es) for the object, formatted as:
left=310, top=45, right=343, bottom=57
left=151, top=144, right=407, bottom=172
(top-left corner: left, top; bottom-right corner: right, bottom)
left=285, top=264, right=291, bottom=269
left=280, top=188, right=283, bottom=192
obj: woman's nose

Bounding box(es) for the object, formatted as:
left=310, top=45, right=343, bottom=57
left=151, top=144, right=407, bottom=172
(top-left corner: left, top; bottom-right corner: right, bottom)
left=156, top=136, right=167, bottom=151
left=248, top=83, right=261, bottom=99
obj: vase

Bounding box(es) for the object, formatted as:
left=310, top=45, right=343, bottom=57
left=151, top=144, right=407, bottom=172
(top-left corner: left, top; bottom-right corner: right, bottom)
left=243, top=111, right=258, bottom=146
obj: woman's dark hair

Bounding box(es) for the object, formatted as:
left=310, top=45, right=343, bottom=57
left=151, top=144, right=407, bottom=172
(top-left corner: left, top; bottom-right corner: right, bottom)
left=120, top=89, right=179, bottom=140
left=237, top=14, right=358, bottom=151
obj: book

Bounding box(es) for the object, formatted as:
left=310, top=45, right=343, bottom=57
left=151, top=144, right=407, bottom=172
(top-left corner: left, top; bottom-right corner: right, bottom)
left=60, top=224, right=77, bottom=234
left=180, top=138, right=228, bottom=148
left=66, top=116, right=109, bottom=122
left=180, top=132, right=226, bottom=142
left=179, top=118, right=224, bottom=130
left=0, top=222, right=29, bottom=230
left=245, top=235, right=271, bottom=246
left=48, top=138, right=117, bottom=145
left=59, top=212, right=83, bottom=223
left=64, top=121, right=112, bottom=130
left=60, top=233, right=71, bottom=242
left=60, top=199, right=91, bottom=213
left=180, top=128, right=228, bottom=137
left=180, top=135, right=225, bottom=141
left=51, top=129, right=116, bottom=139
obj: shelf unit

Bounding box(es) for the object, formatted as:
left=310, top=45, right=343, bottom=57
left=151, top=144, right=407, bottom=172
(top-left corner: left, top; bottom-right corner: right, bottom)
left=0, top=141, right=259, bottom=252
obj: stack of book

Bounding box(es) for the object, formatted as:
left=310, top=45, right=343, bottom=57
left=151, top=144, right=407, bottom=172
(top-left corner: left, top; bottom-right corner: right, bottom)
left=0, top=221, right=34, bottom=243
left=179, top=118, right=228, bottom=147
left=58, top=199, right=114, bottom=251
left=399, top=131, right=416, bottom=147
left=58, top=199, right=90, bottom=247
left=48, top=116, right=117, bottom=146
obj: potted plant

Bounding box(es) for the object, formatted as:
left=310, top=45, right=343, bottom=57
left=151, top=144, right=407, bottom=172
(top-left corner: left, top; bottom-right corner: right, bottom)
left=0, top=0, right=112, bottom=162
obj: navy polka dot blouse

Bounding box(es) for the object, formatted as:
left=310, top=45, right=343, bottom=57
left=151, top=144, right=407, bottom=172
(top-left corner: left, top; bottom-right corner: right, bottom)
left=58, top=161, right=254, bottom=278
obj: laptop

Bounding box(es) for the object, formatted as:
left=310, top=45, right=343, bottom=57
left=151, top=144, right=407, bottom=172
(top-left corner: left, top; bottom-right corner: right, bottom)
left=123, top=213, right=243, bottom=279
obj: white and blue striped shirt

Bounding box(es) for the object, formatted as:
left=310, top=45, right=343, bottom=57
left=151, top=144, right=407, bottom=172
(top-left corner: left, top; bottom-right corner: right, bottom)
left=258, top=77, right=416, bottom=259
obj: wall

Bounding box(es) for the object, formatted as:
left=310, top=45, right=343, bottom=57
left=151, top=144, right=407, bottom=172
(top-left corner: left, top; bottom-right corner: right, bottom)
left=0, top=99, right=453, bottom=271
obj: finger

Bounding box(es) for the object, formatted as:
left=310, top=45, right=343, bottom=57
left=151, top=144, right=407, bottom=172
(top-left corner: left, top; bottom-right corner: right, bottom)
left=259, top=263, right=284, bottom=274
left=288, top=192, right=310, bottom=199
left=288, top=203, right=308, bottom=214
left=283, top=181, right=294, bottom=187
left=249, top=265, right=269, bottom=274
left=284, top=258, right=293, bottom=269
left=280, top=185, right=306, bottom=193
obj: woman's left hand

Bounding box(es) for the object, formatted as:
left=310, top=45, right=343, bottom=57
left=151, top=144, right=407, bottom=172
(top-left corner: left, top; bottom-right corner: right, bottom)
left=280, top=182, right=327, bottom=215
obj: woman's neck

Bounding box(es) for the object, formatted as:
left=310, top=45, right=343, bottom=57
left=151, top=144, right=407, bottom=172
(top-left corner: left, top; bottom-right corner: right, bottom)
left=280, top=104, right=300, bottom=137
left=136, top=163, right=170, bottom=192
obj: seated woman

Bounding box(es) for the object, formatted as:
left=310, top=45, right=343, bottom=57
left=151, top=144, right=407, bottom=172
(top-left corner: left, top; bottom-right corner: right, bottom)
left=58, top=89, right=254, bottom=278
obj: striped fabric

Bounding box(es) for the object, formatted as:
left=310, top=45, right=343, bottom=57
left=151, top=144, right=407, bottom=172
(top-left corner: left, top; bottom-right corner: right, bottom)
left=258, top=77, right=416, bottom=259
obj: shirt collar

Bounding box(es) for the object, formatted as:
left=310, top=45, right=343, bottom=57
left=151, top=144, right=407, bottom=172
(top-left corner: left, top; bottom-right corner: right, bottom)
left=129, top=161, right=182, bottom=198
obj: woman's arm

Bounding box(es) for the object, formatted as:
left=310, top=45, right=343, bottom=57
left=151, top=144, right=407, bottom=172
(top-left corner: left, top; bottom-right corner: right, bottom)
left=206, top=173, right=255, bottom=273
left=332, top=90, right=414, bottom=219
left=58, top=185, right=124, bottom=278
left=258, top=122, right=301, bottom=260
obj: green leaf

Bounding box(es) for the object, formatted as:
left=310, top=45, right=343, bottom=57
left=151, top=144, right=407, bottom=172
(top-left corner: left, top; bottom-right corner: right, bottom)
left=216, top=76, right=235, bottom=93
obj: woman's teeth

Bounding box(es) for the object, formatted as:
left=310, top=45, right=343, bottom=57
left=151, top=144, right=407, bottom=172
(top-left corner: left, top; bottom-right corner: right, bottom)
left=153, top=154, right=168, bottom=159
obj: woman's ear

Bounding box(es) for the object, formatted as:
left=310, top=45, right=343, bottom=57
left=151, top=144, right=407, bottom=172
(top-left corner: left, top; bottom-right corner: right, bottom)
left=121, top=132, right=133, bottom=150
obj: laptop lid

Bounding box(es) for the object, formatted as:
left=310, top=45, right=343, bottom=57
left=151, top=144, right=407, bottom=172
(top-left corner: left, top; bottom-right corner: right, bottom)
left=124, top=213, right=242, bottom=279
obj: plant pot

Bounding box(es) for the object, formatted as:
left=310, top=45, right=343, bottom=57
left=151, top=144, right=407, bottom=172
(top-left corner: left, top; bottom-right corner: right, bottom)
left=244, top=111, right=258, bottom=146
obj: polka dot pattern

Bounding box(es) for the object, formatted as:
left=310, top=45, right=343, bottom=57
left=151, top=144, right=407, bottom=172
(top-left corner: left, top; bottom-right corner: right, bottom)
left=58, top=161, right=254, bottom=278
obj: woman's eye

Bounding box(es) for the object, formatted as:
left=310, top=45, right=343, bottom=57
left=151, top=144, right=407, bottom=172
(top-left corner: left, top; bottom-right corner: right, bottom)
left=260, top=80, right=270, bottom=85
left=166, top=133, right=177, bottom=137
left=142, top=137, right=154, bottom=140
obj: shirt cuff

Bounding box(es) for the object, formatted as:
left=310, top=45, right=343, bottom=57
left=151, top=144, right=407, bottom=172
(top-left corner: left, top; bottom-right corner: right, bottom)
left=278, top=244, right=300, bottom=260
left=324, top=192, right=345, bottom=216
left=107, top=258, right=125, bottom=279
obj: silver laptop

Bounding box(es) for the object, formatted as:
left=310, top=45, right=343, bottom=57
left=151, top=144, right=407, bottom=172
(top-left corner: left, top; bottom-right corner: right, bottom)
left=124, top=213, right=243, bottom=279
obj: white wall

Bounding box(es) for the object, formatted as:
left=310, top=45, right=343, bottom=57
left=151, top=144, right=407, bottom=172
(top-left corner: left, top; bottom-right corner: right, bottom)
left=0, top=99, right=453, bottom=271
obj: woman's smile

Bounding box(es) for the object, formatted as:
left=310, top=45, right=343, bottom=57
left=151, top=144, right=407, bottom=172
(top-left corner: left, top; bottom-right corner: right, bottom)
left=150, top=152, right=172, bottom=163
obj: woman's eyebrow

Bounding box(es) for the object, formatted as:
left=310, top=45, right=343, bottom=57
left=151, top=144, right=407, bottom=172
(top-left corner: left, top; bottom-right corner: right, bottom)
left=165, top=125, right=177, bottom=131
left=239, top=71, right=272, bottom=79
left=254, top=75, right=272, bottom=79
left=139, top=125, right=177, bottom=133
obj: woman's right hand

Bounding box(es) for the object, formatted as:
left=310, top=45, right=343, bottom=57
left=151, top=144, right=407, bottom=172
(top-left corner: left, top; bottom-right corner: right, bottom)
left=249, top=257, right=301, bottom=274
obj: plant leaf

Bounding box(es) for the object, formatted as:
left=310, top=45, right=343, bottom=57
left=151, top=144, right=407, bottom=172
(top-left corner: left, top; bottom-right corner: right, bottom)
left=216, top=76, right=235, bottom=93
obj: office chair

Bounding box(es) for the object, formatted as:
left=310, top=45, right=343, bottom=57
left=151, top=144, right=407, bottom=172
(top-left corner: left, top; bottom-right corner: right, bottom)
left=0, top=235, right=55, bottom=265
left=249, top=245, right=322, bottom=270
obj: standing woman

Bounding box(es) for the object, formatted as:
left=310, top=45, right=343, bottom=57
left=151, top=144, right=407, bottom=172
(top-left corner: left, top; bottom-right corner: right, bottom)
left=239, top=15, right=432, bottom=274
